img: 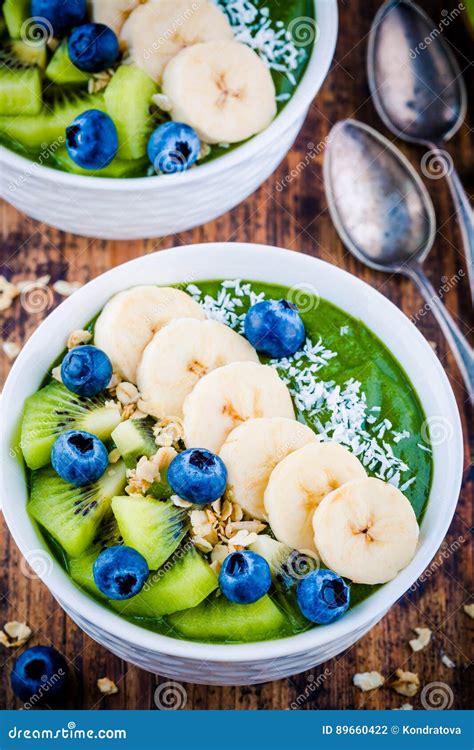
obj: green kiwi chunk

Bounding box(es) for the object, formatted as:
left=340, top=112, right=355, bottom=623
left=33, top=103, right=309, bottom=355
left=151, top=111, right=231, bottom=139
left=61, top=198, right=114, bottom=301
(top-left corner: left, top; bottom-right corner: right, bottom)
left=45, top=41, right=89, bottom=85
left=69, top=516, right=123, bottom=599
left=52, top=147, right=147, bottom=178
left=0, top=91, right=106, bottom=152
left=20, top=381, right=121, bottom=470
left=111, top=419, right=157, bottom=468
left=29, top=461, right=127, bottom=557
left=111, top=546, right=218, bottom=617
left=3, top=0, right=30, bottom=39
left=104, top=64, right=157, bottom=160
left=167, top=594, right=286, bottom=643
left=0, top=61, right=42, bottom=115
left=112, top=495, right=188, bottom=569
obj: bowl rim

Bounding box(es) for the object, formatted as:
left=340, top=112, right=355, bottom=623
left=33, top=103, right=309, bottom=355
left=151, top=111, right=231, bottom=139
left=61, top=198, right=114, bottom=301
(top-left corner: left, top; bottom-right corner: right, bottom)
left=0, top=243, right=463, bottom=664
left=0, top=0, right=338, bottom=191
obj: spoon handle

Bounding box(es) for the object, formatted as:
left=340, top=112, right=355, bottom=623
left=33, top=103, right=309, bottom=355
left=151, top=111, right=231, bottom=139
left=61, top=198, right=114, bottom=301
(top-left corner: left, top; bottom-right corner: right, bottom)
left=431, top=144, right=474, bottom=302
left=407, top=264, right=474, bottom=400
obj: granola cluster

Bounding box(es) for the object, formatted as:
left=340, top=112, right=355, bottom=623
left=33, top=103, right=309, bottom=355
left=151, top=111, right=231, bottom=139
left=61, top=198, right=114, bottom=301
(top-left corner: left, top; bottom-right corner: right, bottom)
left=187, top=498, right=266, bottom=571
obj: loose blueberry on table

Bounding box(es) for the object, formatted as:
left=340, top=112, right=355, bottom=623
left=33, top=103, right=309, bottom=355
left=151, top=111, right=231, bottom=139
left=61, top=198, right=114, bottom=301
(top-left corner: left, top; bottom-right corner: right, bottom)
left=10, top=646, right=68, bottom=703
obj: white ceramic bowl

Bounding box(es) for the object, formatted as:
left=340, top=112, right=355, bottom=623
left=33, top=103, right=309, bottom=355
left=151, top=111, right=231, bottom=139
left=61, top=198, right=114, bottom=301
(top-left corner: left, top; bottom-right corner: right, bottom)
left=0, top=1, right=337, bottom=240
left=0, top=244, right=463, bottom=685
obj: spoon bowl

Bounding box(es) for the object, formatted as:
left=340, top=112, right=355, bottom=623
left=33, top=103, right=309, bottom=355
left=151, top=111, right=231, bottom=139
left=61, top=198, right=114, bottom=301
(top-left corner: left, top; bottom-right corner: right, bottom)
left=367, top=0, right=473, bottom=301
left=368, top=0, right=467, bottom=145
left=324, top=119, right=473, bottom=399
left=324, top=120, right=435, bottom=271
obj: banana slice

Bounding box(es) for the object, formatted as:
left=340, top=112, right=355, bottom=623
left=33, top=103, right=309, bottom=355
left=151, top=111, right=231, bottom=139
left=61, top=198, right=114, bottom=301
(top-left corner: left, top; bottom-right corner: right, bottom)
left=313, top=478, right=419, bottom=584
left=162, top=41, right=277, bottom=144
left=94, top=286, right=206, bottom=383
left=183, top=362, right=294, bottom=453
left=264, top=443, right=367, bottom=553
left=88, top=0, right=141, bottom=36
left=121, top=0, right=234, bottom=82
left=137, top=318, right=259, bottom=419
left=220, top=418, right=318, bottom=521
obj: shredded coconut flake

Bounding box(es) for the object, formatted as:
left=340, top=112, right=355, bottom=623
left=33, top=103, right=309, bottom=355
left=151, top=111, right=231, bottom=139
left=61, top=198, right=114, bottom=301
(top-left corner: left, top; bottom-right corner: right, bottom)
left=216, top=0, right=308, bottom=85
left=190, top=280, right=418, bottom=488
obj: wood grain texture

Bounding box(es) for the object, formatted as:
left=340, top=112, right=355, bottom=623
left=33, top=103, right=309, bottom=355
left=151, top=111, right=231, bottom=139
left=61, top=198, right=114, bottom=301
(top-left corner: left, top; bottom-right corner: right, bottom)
left=0, top=0, right=472, bottom=711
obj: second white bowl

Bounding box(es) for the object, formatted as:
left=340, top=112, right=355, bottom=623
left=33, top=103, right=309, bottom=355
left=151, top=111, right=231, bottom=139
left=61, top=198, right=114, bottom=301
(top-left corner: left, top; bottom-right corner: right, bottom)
left=0, top=1, right=338, bottom=239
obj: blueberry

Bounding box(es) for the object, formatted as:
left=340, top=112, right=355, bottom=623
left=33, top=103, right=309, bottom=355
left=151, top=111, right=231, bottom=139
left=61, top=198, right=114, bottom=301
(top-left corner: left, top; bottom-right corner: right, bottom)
left=69, top=23, right=119, bottom=73
left=297, top=569, right=350, bottom=624
left=31, top=0, right=87, bottom=38
left=245, top=299, right=306, bottom=359
left=167, top=448, right=227, bottom=505
left=148, top=122, right=201, bottom=175
left=61, top=345, right=112, bottom=397
left=219, top=551, right=271, bottom=604
left=11, top=646, right=67, bottom=703
left=93, top=545, right=149, bottom=600
left=66, top=109, right=118, bottom=170
left=51, top=430, right=108, bottom=487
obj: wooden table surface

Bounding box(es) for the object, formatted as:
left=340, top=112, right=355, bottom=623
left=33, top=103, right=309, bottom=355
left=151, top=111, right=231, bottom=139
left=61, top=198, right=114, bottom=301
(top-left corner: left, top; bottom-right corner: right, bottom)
left=1, top=0, right=472, bottom=711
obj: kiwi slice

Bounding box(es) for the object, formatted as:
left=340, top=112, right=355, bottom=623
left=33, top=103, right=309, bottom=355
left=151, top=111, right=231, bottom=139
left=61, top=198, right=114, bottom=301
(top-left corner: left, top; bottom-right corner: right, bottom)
left=3, top=0, right=30, bottom=39
left=45, top=41, right=89, bottom=85
left=104, top=64, right=158, bottom=160
left=0, top=53, right=42, bottom=115
left=0, top=91, right=106, bottom=152
left=112, top=495, right=188, bottom=569
left=20, top=381, right=122, bottom=470
left=29, top=461, right=127, bottom=557
left=52, top=146, right=147, bottom=178
left=167, top=594, right=286, bottom=643
left=8, top=40, right=48, bottom=69
left=111, top=546, right=218, bottom=617
left=69, top=515, right=123, bottom=599
left=111, top=419, right=156, bottom=468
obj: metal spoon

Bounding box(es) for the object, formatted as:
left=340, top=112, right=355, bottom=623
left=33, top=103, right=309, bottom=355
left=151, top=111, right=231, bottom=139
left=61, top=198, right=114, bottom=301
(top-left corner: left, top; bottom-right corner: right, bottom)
left=367, top=0, right=474, bottom=300
left=324, top=119, right=473, bottom=398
